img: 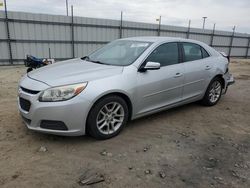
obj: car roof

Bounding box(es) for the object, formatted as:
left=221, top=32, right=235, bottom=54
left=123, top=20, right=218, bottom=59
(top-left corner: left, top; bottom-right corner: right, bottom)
left=119, top=36, right=220, bottom=58
left=120, top=36, right=203, bottom=44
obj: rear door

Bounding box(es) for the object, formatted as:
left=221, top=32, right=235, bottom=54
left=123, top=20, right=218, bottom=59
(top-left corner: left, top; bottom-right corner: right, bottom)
left=181, top=42, right=211, bottom=101
left=135, top=42, right=184, bottom=115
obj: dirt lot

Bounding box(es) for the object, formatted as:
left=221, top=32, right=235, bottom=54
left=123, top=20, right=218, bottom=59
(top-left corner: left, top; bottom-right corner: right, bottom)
left=0, top=59, right=250, bottom=188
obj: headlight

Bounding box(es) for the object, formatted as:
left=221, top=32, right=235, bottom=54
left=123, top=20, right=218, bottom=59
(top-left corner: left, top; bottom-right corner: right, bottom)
left=39, top=82, right=87, bottom=102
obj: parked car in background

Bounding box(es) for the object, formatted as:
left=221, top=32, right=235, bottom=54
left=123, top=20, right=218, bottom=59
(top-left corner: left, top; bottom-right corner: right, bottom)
left=18, top=37, right=234, bottom=139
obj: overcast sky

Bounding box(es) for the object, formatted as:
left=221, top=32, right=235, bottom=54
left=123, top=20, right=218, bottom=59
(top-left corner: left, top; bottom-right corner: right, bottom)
left=1, top=0, right=250, bottom=33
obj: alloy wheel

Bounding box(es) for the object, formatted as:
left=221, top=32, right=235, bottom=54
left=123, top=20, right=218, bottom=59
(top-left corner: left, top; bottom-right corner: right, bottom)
left=96, top=102, right=125, bottom=135
left=209, top=81, right=222, bottom=103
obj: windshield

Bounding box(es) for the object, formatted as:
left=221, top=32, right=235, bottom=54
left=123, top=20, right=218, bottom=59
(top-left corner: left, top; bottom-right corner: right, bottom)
left=87, top=40, right=152, bottom=66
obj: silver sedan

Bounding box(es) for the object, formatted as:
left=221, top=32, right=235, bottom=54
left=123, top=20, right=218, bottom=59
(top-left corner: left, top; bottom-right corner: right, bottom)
left=18, top=37, right=234, bottom=139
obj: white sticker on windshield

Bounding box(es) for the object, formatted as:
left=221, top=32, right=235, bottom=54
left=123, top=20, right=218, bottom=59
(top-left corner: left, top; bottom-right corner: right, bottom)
left=130, top=43, right=149, bottom=48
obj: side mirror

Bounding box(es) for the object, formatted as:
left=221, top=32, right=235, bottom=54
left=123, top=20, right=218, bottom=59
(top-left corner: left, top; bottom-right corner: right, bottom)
left=139, top=61, right=160, bottom=72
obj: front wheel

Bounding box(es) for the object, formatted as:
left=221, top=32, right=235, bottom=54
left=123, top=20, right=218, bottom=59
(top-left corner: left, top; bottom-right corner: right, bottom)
left=86, top=95, right=129, bottom=140
left=201, top=78, right=223, bottom=106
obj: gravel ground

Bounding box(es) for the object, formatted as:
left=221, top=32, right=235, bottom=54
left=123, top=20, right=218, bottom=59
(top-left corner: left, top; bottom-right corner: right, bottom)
left=0, top=59, right=250, bottom=188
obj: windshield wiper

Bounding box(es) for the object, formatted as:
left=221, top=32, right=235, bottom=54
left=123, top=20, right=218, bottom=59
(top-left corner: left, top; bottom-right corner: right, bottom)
left=90, top=60, right=106, bottom=65
left=81, top=56, right=108, bottom=65
left=81, top=56, right=90, bottom=61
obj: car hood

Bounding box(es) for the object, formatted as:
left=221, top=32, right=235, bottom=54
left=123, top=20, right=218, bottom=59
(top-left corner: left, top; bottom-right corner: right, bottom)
left=28, top=58, right=124, bottom=86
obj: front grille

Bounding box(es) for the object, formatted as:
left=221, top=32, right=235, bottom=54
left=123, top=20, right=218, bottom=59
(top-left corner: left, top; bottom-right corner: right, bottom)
left=20, top=87, right=40, bottom=95
left=19, top=97, right=31, bottom=112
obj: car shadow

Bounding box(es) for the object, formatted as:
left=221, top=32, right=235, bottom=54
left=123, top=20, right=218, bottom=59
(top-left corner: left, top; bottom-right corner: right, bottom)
left=127, top=102, right=201, bottom=128
left=26, top=101, right=205, bottom=144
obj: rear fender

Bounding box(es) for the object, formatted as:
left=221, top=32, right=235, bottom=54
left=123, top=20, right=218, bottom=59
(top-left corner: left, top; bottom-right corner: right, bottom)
left=219, top=52, right=230, bottom=62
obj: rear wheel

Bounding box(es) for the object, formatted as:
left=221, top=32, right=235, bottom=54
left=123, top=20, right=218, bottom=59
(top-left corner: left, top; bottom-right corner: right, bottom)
left=202, top=77, right=223, bottom=106
left=86, top=95, right=129, bottom=139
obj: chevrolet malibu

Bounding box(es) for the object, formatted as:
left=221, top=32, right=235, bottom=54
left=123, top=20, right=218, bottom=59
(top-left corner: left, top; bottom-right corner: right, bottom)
left=18, top=37, right=234, bottom=139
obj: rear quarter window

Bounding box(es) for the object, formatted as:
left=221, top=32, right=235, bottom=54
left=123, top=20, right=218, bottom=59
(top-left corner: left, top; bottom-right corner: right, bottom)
left=182, top=42, right=210, bottom=62
left=183, top=43, right=202, bottom=62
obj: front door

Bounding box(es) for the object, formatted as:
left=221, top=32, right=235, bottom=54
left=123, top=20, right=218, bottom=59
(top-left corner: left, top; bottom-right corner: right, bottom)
left=135, top=42, right=184, bottom=115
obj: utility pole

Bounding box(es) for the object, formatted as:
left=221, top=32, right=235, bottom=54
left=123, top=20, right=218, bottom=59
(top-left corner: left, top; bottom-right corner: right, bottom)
left=66, top=0, right=69, bottom=16
left=202, top=16, right=207, bottom=29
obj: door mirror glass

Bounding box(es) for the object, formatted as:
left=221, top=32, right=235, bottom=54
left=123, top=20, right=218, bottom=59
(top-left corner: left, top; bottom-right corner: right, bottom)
left=143, top=61, right=161, bottom=70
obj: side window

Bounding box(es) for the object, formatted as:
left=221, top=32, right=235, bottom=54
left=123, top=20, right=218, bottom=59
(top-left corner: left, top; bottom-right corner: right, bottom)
left=201, top=47, right=210, bottom=58
left=183, top=43, right=202, bottom=62
left=146, top=43, right=179, bottom=67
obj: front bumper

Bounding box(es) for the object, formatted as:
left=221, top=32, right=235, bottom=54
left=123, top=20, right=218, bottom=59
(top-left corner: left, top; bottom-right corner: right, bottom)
left=226, top=74, right=235, bottom=86
left=18, top=77, right=92, bottom=136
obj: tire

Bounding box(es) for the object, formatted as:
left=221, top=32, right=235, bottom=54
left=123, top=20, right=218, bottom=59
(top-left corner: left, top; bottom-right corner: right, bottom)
left=86, top=95, right=129, bottom=140
left=201, top=77, right=223, bottom=106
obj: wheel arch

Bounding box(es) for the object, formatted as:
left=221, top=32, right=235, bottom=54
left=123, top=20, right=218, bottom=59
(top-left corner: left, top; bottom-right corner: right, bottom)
left=201, top=74, right=225, bottom=106
left=213, top=74, right=225, bottom=88
left=87, top=91, right=133, bottom=122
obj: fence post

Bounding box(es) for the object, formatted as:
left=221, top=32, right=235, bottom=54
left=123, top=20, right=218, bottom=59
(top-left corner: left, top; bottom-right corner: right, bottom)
left=4, top=0, right=13, bottom=64
left=186, top=20, right=191, bottom=39
left=245, top=37, right=250, bottom=59
left=71, top=5, right=75, bottom=58
left=228, top=26, right=235, bottom=57
left=119, top=11, right=123, bottom=38
left=210, top=23, right=216, bottom=46
left=157, top=16, right=161, bottom=36
left=48, top=47, right=51, bottom=59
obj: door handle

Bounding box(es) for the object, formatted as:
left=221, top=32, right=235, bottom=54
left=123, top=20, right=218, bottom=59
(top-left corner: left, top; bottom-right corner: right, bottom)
left=205, top=65, right=211, bottom=70
left=174, top=72, right=183, bottom=78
